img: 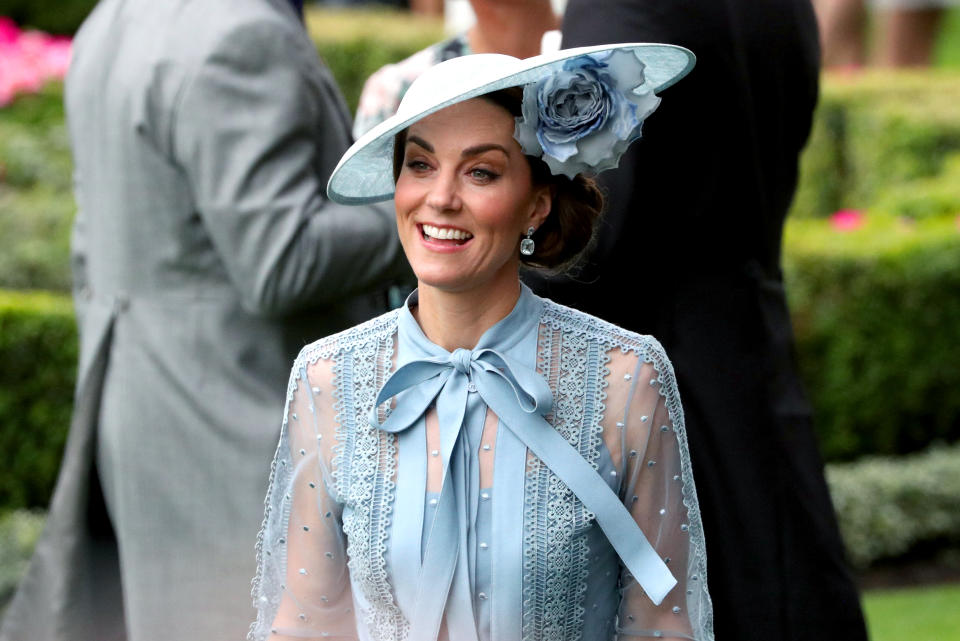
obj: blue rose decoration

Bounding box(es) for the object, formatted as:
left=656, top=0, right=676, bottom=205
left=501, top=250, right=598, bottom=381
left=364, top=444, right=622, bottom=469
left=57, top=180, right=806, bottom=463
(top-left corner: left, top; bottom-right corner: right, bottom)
left=513, top=50, right=661, bottom=178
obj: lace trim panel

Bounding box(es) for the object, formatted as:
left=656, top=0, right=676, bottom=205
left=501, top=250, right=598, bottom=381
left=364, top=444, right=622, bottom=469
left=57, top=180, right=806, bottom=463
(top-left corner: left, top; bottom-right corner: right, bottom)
left=540, top=299, right=714, bottom=639
left=522, top=314, right=607, bottom=640
left=299, top=310, right=409, bottom=641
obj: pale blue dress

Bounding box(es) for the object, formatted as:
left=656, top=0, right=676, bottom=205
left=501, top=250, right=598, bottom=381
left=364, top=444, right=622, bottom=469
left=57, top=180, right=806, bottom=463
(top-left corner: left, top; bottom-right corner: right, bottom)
left=250, top=286, right=714, bottom=641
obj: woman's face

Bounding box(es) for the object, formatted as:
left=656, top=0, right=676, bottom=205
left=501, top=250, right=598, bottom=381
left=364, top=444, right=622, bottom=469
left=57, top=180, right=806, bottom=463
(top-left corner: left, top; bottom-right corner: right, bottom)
left=394, top=98, right=551, bottom=295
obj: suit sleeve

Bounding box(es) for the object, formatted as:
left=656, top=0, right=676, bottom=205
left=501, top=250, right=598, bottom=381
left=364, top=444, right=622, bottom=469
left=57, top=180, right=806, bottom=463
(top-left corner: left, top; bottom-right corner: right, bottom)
left=171, top=21, right=409, bottom=317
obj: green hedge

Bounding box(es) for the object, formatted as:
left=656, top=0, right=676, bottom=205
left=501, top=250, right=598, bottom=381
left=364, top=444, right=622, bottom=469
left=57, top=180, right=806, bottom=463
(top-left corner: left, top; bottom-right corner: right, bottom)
left=827, top=443, right=960, bottom=568
left=0, top=291, right=76, bottom=511
left=783, top=215, right=960, bottom=461
left=792, top=71, right=960, bottom=219
left=0, top=509, right=44, bottom=611
left=0, top=86, right=74, bottom=293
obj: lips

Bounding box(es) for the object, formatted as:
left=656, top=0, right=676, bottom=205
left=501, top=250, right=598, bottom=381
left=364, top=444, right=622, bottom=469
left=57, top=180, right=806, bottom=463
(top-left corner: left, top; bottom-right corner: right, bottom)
left=420, top=223, right=474, bottom=244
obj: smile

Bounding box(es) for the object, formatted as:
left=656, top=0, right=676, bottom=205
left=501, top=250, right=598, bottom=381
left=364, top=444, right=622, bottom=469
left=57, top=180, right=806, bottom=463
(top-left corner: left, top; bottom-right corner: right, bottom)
left=420, top=223, right=474, bottom=244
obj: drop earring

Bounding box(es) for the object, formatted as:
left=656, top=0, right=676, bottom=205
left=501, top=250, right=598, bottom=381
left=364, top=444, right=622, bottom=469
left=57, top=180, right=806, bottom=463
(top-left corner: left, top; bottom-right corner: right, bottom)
left=520, top=227, right=535, bottom=256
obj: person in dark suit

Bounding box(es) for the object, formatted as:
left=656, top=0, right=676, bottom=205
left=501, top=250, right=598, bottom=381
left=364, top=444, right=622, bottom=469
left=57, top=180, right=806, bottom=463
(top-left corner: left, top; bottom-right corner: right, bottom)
left=0, top=1, right=407, bottom=640
left=524, top=1, right=869, bottom=639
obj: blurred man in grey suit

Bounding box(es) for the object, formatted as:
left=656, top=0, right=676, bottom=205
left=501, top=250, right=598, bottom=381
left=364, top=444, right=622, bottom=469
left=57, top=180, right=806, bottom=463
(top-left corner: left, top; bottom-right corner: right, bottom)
left=0, top=1, right=408, bottom=640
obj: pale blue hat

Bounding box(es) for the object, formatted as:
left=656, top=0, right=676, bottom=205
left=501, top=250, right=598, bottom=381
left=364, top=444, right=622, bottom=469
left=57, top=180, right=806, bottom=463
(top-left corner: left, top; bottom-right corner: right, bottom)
left=327, top=43, right=695, bottom=205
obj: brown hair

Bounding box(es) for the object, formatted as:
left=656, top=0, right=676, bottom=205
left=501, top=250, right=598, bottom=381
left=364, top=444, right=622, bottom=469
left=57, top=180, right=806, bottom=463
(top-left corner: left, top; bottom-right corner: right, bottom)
left=392, top=87, right=605, bottom=273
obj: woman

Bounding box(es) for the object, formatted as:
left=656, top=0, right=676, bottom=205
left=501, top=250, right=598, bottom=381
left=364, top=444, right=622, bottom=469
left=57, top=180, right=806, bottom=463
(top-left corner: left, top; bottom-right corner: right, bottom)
left=251, top=45, right=713, bottom=641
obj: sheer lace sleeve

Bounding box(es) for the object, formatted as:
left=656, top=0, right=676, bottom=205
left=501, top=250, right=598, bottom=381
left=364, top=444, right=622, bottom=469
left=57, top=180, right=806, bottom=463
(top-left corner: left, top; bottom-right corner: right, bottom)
left=604, top=340, right=713, bottom=640
left=250, top=353, right=357, bottom=641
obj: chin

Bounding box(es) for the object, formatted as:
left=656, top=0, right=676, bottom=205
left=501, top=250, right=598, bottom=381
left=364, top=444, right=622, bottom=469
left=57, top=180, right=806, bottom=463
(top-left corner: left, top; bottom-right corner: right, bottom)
left=414, top=271, right=476, bottom=293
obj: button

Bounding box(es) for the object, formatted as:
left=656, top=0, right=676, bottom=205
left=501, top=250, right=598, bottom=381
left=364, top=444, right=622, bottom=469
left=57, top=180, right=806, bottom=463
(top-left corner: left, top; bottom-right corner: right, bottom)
left=480, top=492, right=490, bottom=501
left=478, top=592, right=488, bottom=600
left=467, top=382, right=478, bottom=393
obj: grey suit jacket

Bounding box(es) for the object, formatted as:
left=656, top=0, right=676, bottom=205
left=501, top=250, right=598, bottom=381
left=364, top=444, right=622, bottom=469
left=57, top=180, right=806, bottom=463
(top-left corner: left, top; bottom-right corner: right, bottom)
left=0, top=1, right=407, bottom=639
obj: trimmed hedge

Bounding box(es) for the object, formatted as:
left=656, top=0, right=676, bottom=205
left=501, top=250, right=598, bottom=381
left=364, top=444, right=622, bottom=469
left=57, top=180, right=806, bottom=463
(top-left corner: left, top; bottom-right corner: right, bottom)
left=0, top=509, right=44, bottom=611
left=0, top=290, right=76, bottom=511
left=827, top=443, right=960, bottom=568
left=792, top=71, right=960, bottom=220
left=0, top=86, right=74, bottom=292
left=783, top=215, right=960, bottom=461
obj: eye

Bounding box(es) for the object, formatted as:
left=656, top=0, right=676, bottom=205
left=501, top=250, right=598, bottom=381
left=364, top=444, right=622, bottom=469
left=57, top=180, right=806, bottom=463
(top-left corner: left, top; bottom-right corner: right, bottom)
left=406, top=160, right=432, bottom=172
left=469, top=167, right=499, bottom=183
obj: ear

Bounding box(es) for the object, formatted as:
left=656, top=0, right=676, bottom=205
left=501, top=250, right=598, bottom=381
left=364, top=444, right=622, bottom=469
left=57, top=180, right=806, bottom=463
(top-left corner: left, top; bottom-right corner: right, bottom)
left=527, top=184, right=552, bottom=231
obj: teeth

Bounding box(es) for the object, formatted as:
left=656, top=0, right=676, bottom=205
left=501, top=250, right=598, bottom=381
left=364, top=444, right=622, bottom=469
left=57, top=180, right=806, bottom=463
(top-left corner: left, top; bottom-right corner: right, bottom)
left=422, top=224, right=473, bottom=241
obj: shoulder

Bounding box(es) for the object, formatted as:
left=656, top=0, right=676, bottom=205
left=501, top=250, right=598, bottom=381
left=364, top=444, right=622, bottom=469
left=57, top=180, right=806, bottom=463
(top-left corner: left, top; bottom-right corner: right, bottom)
left=370, top=33, right=465, bottom=86
left=293, top=308, right=400, bottom=371
left=163, top=0, right=317, bottom=82
left=538, top=296, right=670, bottom=365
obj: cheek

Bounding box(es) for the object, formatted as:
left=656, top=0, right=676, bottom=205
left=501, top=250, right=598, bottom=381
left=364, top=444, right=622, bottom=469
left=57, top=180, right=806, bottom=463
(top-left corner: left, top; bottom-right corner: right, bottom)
left=473, top=185, right=532, bottom=236
left=394, top=176, right=421, bottom=222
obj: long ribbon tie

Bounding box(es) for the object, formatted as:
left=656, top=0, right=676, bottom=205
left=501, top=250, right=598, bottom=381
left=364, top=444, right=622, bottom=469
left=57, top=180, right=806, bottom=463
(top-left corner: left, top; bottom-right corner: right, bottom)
left=370, top=347, right=676, bottom=639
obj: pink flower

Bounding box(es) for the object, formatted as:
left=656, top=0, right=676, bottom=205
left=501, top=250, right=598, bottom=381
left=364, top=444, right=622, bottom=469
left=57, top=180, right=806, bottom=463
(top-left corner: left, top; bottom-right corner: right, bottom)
left=42, top=37, right=72, bottom=78
left=829, top=209, right=866, bottom=231
left=0, top=16, right=19, bottom=46
left=0, top=18, right=72, bottom=107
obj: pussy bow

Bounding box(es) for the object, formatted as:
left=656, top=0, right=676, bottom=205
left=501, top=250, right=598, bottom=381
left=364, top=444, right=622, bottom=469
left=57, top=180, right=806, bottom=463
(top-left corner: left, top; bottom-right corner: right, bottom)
left=369, top=344, right=676, bottom=641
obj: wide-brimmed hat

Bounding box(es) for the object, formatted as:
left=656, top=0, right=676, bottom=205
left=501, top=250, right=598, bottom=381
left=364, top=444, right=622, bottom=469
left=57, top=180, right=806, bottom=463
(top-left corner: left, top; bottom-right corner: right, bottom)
left=327, top=43, right=695, bottom=205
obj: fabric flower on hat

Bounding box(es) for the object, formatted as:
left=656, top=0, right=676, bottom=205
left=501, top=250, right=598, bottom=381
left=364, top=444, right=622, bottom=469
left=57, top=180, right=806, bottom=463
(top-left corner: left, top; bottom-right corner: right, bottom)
left=514, top=49, right=661, bottom=179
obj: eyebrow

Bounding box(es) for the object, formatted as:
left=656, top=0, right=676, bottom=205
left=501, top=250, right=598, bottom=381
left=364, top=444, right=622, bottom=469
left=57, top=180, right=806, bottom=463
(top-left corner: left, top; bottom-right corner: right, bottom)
left=407, top=135, right=434, bottom=153
left=461, top=143, right=510, bottom=158
left=405, top=136, right=509, bottom=159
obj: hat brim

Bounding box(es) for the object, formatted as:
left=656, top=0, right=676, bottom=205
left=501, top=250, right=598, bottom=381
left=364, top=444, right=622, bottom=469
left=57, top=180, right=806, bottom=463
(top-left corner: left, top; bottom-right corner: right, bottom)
left=327, top=43, right=696, bottom=205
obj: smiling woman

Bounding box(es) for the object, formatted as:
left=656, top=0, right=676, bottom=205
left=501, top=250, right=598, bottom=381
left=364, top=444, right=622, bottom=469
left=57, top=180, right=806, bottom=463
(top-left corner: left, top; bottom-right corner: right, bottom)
left=251, top=44, right=713, bottom=641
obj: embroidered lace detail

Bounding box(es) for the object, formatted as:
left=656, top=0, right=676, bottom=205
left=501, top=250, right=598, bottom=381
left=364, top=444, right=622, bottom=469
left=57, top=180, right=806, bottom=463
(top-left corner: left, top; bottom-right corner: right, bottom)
left=249, top=362, right=300, bottom=640
left=305, top=310, right=410, bottom=641
left=254, top=299, right=713, bottom=640
left=522, top=314, right=606, bottom=640
left=540, top=299, right=715, bottom=637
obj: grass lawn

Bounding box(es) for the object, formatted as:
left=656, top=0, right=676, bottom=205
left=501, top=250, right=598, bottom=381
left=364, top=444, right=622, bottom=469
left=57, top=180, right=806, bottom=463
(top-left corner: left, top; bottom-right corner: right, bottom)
left=863, top=583, right=960, bottom=641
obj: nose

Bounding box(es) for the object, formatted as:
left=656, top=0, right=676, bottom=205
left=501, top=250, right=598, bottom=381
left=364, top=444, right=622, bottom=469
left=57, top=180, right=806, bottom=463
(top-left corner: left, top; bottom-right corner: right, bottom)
left=425, top=170, right=461, bottom=212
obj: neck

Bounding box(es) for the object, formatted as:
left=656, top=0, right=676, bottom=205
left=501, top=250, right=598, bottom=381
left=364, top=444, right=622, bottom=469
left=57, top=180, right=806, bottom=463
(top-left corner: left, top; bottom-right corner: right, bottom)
left=413, top=272, right=522, bottom=352
left=468, top=1, right=559, bottom=59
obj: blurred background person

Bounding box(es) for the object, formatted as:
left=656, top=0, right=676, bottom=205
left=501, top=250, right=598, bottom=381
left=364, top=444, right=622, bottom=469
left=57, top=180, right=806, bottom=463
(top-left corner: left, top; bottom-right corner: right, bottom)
left=523, top=0, right=870, bottom=639
left=0, top=0, right=407, bottom=640
left=352, top=0, right=561, bottom=138
left=816, top=0, right=957, bottom=67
